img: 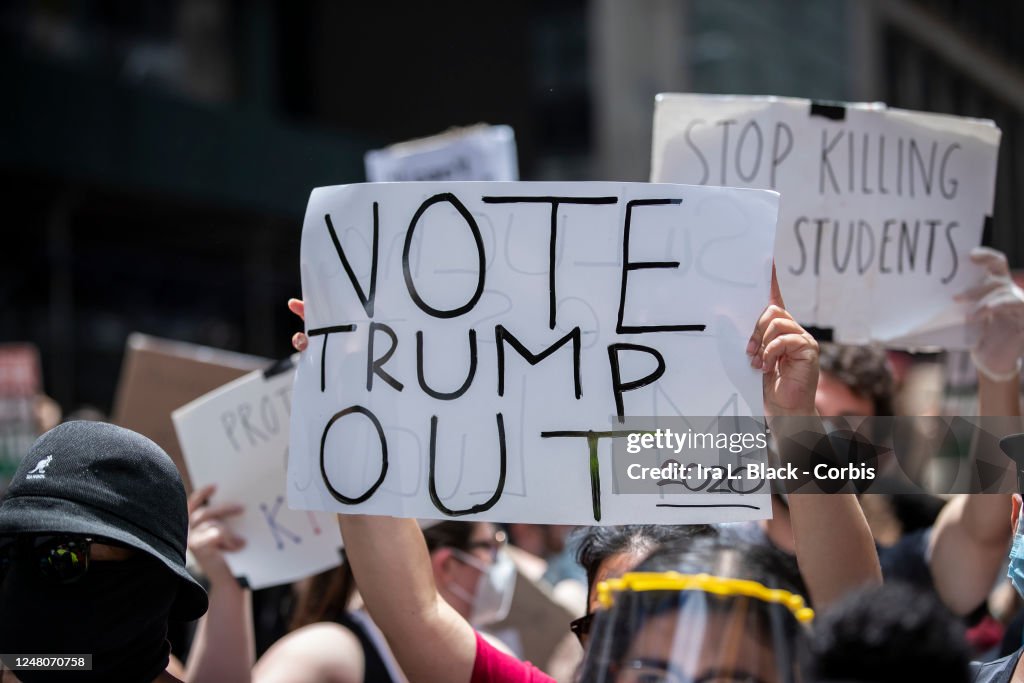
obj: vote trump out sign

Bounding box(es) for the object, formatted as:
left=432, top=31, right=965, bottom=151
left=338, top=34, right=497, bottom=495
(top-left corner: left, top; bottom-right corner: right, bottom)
left=288, top=182, right=778, bottom=524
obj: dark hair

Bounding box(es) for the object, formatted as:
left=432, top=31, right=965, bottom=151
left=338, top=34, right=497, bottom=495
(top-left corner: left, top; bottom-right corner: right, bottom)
left=638, top=535, right=804, bottom=597
left=422, top=521, right=480, bottom=554
left=290, top=562, right=355, bottom=630
left=574, top=524, right=717, bottom=603
left=810, top=583, right=970, bottom=683
left=818, top=343, right=895, bottom=416
left=887, top=494, right=945, bottom=534
left=290, top=521, right=483, bottom=630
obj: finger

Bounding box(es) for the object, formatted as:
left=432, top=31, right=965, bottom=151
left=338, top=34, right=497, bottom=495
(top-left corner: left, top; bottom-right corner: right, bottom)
left=769, top=263, right=786, bottom=309
left=763, top=334, right=815, bottom=375
left=969, top=299, right=1024, bottom=328
left=969, top=247, right=1010, bottom=277
left=190, top=502, right=245, bottom=528
left=191, top=522, right=246, bottom=553
left=292, top=332, right=309, bottom=352
left=756, top=318, right=807, bottom=366
left=288, top=298, right=306, bottom=321
left=748, top=305, right=794, bottom=357
left=954, top=279, right=1003, bottom=302
left=187, top=484, right=216, bottom=516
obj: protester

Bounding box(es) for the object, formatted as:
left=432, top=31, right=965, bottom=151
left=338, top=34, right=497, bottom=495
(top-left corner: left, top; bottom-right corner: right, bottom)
left=569, top=524, right=717, bottom=646
left=722, top=246, right=1021, bottom=620
left=810, top=583, right=971, bottom=683
left=282, top=266, right=881, bottom=682
left=0, top=421, right=208, bottom=683
left=185, top=487, right=514, bottom=683
left=579, top=536, right=812, bottom=683
left=966, top=491, right=1024, bottom=681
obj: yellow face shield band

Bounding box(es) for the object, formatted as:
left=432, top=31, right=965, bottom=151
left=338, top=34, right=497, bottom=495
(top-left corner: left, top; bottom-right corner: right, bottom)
left=597, top=572, right=815, bottom=624
left=582, top=570, right=814, bottom=683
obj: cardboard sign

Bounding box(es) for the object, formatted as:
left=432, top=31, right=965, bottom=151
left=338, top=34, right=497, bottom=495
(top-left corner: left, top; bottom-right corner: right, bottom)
left=112, top=334, right=268, bottom=492
left=173, top=360, right=343, bottom=589
left=0, top=344, right=42, bottom=489
left=651, top=94, right=1001, bottom=348
left=485, top=565, right=578, bottom=676
left=288, top=181, right=778, bottom=525
left=364, top=124, right=519, bottom=182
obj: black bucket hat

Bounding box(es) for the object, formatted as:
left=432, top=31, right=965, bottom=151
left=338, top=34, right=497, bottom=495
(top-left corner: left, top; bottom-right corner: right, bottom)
left=0, top=421, right=208, bottom=621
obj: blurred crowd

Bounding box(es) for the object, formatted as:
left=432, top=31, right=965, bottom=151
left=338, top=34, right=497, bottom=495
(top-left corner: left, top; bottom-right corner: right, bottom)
left=2, top=245, right=1024, bottom=683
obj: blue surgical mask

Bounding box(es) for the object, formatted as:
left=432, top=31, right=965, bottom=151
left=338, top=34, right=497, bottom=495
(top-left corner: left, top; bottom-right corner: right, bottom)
left=1008, top=513, right=1024, bottom=598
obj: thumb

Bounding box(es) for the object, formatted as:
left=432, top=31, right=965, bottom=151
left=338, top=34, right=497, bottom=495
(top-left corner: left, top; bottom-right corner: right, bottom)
left=769, top=262, right=786, bottom=309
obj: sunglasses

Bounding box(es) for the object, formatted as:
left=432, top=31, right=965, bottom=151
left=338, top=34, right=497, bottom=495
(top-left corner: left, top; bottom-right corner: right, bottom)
left=569, top=612, right=593, bottom=646
left=0, top=535, right=96, bottom=584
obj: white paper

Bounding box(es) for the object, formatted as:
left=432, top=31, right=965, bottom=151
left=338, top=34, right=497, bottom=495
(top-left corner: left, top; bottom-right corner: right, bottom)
left=651, top=94, right=1001, bottom=348
left=173, top=362, right=343, bottom=589
left=365, top=125, right=519, bottom=182
left=288, top=181, right=779, bottom=525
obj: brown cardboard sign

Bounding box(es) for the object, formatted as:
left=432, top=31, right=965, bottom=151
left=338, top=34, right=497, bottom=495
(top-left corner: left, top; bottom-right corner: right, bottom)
left=112, top=334, right=267, bottom=492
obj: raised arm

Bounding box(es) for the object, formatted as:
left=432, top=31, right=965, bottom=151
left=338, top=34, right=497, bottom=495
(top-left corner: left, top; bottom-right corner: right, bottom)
left=183, top=485, right=255, bottom=683
left=338, top=515, right=478, bottom=683
left=929, top=247, right=1022, bottom=615
left=749, top=268, right=882, bottom=610
left=289, top=298, right=478, bottom=683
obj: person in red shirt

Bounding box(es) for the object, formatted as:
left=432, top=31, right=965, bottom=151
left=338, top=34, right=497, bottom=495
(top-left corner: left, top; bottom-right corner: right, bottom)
left=287, top=267, right=882, bottom=683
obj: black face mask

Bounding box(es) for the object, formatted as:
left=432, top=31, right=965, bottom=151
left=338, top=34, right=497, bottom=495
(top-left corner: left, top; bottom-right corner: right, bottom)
left=0, top=551, right=178, bottom=683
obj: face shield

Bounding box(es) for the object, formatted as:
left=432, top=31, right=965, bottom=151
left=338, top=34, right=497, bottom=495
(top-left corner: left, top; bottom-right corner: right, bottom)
left=580, top=572, right=814, bottom=683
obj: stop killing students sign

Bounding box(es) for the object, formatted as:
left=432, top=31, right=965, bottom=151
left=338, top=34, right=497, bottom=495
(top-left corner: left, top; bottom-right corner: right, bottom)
left=651, top=94, right=1001, bottom=348
left=288, top=182, right=778, bottom=525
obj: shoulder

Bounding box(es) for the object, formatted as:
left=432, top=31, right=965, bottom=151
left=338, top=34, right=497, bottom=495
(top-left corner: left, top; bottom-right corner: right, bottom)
left=254, top=622, right=366, bottom=683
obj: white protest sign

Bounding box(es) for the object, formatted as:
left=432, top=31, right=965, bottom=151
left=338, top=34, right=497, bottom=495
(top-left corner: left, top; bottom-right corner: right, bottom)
left=364, top=124, right=519, bottom=182
left=173, top=360, right=343, bottom=589
left=288, top=182, right=778, bottom=525
left=651, top=94, right=1001, bottom=348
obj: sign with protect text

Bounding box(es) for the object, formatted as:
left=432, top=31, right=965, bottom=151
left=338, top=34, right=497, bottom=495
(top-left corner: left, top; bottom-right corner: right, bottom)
left=174, top=361, right=343, bottom=589
left=288, top=182, right=777, bottom=524
left=651, top=94, right=1001, bottom=348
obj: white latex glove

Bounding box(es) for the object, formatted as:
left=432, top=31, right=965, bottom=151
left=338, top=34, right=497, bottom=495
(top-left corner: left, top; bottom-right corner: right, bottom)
left=955, top=246, right=1024, bottom=381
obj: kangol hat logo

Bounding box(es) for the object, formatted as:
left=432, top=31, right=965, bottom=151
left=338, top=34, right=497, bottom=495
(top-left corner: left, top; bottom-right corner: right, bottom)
left=25, top=454, right=52, bottom=480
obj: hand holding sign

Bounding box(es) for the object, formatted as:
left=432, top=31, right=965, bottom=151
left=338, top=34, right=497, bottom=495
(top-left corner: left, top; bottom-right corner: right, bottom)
left=289, top=181, right=779, bottom=525
left=289, top=299, right=309, bottom=352
left=188, top=484, right=246, bottom=586
left=955, top=247, right=1024, bottom=381
left=749, top=267, right=819, bottom=417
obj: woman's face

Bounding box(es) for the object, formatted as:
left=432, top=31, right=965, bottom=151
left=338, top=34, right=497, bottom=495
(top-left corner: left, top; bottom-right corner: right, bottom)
left=614, top=607, right=782, bottom=683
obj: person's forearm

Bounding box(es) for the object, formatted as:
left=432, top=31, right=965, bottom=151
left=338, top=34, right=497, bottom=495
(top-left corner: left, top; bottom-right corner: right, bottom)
left=770, top=413, right=881, bottom=610
left=961, top=493, right=1015, bottom=545
left=925, top=372, right=1019, bottom=615
left=338, top=514, right=477, bottom=683
left=788, top=493, right=882, bottom=610
left=979, top=371, right=1022, bottom=417
left=338, top=515, right=441, bottom=623
left=185, top=580, right=254, bottom=683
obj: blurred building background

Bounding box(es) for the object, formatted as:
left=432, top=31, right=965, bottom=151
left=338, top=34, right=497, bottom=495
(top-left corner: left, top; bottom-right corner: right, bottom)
left=1, top=0, right=1021, bottom=414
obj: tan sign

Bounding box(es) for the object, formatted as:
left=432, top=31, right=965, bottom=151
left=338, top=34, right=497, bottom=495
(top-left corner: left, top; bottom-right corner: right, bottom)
left=112, top=334, right=267, bottom=492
